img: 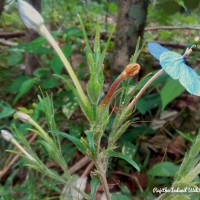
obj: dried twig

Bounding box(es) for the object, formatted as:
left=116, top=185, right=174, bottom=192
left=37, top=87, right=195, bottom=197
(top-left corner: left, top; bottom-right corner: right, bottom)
left=81, top=161, right=95, bottom=178
left=69, top=156, right=91, bottom=174
left=0, top=32, right=25, bottom=39
left=0, top=39, right=18, bottom=46
left=145, top=26, right=200, bottom=31
left=112, top=171, right=144, bottom=192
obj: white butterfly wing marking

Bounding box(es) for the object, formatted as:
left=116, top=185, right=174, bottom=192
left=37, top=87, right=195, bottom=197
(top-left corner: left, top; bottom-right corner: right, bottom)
left=160, top=51, right=200, bottom=96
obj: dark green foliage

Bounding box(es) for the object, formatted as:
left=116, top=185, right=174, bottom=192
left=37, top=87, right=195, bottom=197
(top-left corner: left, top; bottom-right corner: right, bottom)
left=90, top=176, right=100, bottom=200
left=160, top=78, right=185, bottom=110
left=107, top=151, right=140, bottom=171
left=50, top=44, right=72, bottom=74
left=1, top=1, right=200, bottom=200
left=148, top=162, right=179, bottom=177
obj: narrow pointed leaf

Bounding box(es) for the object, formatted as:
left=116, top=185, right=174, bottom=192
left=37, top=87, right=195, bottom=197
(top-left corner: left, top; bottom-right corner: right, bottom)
left=13, top=78, right=37, bottom=104
left=108, top=151, right=140, bottom=171
left=77, top=15, right=92, bottom=55
left=87, top=130, right=95, bottom=156
left=56, top=131, right=87, bottom=153
left=90, top=176, right=100, bottom=200
left=94, top=23, right=100, bottom=65
left=97, top=26, right=114, bottom=72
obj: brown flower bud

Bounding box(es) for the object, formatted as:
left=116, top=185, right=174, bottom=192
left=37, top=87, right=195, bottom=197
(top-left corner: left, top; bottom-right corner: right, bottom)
left=122, top=63, right=140, bottom=78
left=100, top=63, right=140, bottom=107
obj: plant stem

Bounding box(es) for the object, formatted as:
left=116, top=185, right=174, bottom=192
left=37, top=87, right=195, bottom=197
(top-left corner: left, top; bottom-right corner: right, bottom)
left=39, top=25, right=90, bottom=109
left=124, top=69, right=164, bottom=115
left=182, top=162, right=200, bottom=183
left=29, top=118, right=51, bottom=140
left=10, top=138, right=36, bottom=161
left=47, top=169, right=89, bottom=200
left=95, top=161, right=111, bottom=200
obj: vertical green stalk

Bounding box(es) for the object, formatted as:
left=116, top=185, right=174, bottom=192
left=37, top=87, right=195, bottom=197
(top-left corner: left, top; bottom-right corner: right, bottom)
left=39, top=25, right=90, bottom=109
left=183, top=163, right=200, bottom=183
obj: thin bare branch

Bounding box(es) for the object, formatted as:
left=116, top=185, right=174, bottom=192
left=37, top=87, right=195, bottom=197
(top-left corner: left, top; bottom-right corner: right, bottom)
left=145, top=26, right=200, bottom=31
left=0, top=32, right=25, bottom=39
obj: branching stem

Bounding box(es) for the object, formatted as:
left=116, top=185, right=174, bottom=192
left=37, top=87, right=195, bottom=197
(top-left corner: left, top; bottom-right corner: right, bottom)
left=95, top=161, right=111, bottom=200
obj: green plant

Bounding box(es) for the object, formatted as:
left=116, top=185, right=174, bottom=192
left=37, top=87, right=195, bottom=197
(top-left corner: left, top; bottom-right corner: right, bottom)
left=1, top=1, right=200, bottom=200
left=155, top=130, right=200, bottom=200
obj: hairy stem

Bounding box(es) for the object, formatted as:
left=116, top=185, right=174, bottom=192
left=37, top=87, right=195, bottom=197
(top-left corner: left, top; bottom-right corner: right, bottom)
left=95, top=161, right=111, bottom=200
left=182, top=163, right=200, bottom=183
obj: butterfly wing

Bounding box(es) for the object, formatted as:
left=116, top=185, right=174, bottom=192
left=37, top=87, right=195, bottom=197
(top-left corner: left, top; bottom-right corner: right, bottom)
left=160, top=51, right=183, bottom=80
left=148, top=42, right=170, bottom=60
left=160, top=52, right=200, bottom=96
left=179, top=63, right=200, bottom=96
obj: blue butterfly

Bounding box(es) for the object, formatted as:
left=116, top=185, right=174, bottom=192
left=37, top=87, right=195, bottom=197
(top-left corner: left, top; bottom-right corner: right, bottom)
left=148, top=42, right=200, bottom=96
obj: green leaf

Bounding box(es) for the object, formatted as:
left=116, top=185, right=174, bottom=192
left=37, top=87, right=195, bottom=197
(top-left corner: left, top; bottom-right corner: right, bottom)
left=54, top=74, right=93, bottom=120
left=0, top=101, right=15, bottom=119
left=87, top=52, right=95, bottom=73
left=41, top=77, right=59, bottom=89
left=53, top=74, right=74, bottom=90
left=148, top=161, right=179, bottom=177
left=86, top=75, right=101, bottom=104
left=90, top=176, right=100, bottom=200
left=129, top=37, right=144, bottom=63
left=37, top=94, right=58, bottom=132
left=110, top=121, right=130, bottom=145
left=111, top=193, right=130, bottom=200
left=9, top=75, right=29, bottom=93
left=13, top=78, right=37, bottom=104
left=69, top=123, right=81, bottom=137
left=108, top=151, right=140, bottom=171
left=175, top=129, right=193, bottom=143
left=50, top=44, right=72, bottom=74
left=87, top=130, right=95, bottom=156
left=78, top=15, right=93, bottom=56
left=56, top=131, right=87, bottom=153
left=184, top=0, right=200, bottom=11
left=62, top=101, right=78, bottom=120
left=14, top=36, right=52, bottom=54
left=63, top=27, right=83, bottom=38
left=97, top=26, right=114, bottom=73
left=157, top=0, right=180, bottom=15
left=94, top=23, right=100, bottom=61
left=36, top=140, right=54, bottom=156
left=160, top=78, right=185, bottom=110
left=33, top=68, right=51, bottom=78
left=108, top=2, right=118, bottom=13
left=122, top=125, right=152, bottom=142
left=136, top=93, right=161, bottom=114
left=167, top=195, right=190, bottom=200
left=7, top=51, right=22, bottom=66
